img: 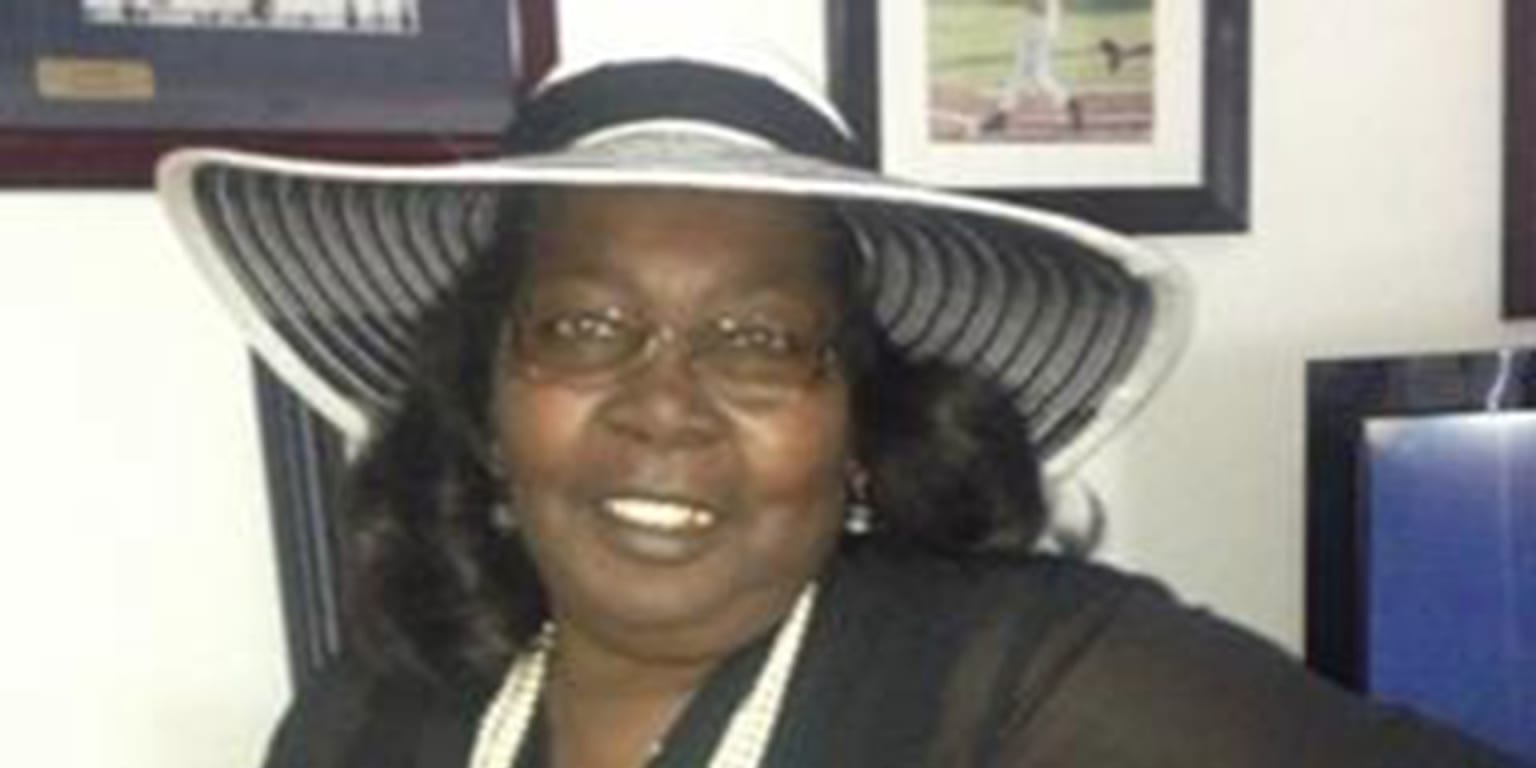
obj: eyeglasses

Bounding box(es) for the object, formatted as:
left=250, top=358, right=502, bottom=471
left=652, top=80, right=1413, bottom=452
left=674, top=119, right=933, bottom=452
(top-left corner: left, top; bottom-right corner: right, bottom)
left=505, top=304, right=838, bottom=404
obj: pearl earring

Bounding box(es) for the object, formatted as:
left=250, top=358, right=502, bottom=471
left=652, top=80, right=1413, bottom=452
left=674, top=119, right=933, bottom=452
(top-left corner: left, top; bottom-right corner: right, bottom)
left=845, top=466, right=874, bottom=535
left=845, top=501, right=874, bottom=535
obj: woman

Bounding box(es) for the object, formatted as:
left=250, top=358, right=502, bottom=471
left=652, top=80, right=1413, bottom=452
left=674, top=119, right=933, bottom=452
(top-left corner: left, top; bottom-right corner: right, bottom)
left=158, top=58, right=1520, bottom=767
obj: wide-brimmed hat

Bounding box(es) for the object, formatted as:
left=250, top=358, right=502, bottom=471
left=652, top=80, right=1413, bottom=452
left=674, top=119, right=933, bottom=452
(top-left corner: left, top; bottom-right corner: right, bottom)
left=157, top=57, right=1191, bottom=477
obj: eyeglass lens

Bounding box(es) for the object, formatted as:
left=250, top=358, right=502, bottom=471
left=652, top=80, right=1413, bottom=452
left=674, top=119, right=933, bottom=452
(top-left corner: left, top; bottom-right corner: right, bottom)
left=509, top=304, right=832, bottom=401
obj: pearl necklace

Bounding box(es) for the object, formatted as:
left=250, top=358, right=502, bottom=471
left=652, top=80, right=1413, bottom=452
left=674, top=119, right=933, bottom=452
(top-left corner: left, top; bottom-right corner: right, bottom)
left=468, top=585, right=818, bottom=768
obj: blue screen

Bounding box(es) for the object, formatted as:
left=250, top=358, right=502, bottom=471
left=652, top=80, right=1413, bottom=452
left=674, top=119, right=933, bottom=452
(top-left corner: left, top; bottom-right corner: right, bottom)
left=1366, top=413, right=1536, bottom=761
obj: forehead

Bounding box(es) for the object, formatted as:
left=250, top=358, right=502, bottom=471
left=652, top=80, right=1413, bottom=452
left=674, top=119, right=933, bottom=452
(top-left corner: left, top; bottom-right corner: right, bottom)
left=519, top=187, right=839, bottom=298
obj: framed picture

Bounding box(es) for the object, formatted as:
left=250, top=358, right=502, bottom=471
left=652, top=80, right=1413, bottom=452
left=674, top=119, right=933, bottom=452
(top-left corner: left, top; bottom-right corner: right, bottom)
left=1506, top=0, right=1536, bottom=317
left=1306, top=348, right=1536, bottom=762
left=826, top=0, right=1250, bottom=234
left=0, top=0, right=555, bottom=187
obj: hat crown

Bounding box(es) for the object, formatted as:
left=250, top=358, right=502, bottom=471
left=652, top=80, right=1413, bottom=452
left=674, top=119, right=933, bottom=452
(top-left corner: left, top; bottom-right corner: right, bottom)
left=503, top=59, right=860, bottom=164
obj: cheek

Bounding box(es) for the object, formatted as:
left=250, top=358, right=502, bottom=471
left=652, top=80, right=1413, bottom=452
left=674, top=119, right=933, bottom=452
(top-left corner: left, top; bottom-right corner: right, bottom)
left=493, top=380, right=593, bottom=493
left=744, top=410, right=847, bottom=494
left=734, top=390, right=852, bottom=536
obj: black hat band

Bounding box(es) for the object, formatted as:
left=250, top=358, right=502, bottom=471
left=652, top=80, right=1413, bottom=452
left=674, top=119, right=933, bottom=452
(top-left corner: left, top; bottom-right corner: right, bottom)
left=501, top=60, right=860, bottom=163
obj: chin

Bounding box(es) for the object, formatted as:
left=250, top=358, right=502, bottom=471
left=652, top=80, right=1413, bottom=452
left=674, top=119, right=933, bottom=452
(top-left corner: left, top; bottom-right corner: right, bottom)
left=552, top=555, right=821, bottom=657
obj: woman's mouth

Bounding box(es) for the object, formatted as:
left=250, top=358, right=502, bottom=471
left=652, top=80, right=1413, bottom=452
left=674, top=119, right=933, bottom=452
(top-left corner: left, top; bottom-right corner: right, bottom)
left=593, top=494, right=724, bottom=563
left=602, top=497, right=719, bottom=532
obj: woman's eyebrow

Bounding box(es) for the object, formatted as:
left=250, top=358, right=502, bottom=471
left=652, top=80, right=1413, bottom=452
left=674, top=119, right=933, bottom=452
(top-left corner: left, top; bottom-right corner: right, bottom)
left=522, top=259, right=639, bottom=292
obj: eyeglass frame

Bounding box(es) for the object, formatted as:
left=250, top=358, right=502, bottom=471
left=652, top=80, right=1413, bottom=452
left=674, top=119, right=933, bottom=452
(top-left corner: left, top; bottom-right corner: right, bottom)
left=497, top=303, right=844, bottom=406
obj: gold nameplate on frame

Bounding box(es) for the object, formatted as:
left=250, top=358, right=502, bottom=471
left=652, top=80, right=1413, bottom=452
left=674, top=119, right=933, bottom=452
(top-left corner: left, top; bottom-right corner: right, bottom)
left=36, top=57, right=156, bottom=102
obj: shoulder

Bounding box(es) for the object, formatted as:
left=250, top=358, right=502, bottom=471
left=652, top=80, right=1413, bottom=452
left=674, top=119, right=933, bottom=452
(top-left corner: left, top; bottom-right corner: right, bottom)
left=837, top=538, right=1144, bottom=603
left=261, top=657, right=484, bottom=768
left=962, top=556, right=1517, bottom=767
left=838, top=544, right=1520, bottom=767
left=834, top=540, right=1157, bottom=640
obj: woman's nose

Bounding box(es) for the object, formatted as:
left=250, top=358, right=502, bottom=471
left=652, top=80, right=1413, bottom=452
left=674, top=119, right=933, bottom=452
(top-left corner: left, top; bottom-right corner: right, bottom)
left=599, top=341, right=727, bottom=448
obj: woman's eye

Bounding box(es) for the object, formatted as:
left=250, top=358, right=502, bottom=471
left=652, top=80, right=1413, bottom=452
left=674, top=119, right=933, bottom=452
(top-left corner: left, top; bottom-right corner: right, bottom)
left=522, top=308, right=641, bottom=372
left=548, top=312, right=621, bottom=340
left=717, top=319, right=802, bottom=354
left=531, top=306, right=636, bottom=342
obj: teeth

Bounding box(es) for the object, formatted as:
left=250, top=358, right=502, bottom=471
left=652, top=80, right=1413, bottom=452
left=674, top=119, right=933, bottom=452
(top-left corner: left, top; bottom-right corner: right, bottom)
left=604, top=498, right=717, bottom=531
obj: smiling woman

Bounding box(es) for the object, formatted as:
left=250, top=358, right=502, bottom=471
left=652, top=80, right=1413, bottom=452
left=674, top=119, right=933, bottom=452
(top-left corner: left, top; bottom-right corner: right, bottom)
left=490, top=190, right=852, bottom=766
left=156, top=49, right=1524, bottom=768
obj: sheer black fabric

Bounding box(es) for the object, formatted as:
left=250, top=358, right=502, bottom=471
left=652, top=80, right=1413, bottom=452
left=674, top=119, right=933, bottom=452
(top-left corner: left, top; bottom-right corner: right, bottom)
left=263, top=543, right=1523, bottom=768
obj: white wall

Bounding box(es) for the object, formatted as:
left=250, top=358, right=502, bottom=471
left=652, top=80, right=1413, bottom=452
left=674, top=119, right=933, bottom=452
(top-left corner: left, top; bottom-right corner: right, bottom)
left=0, top=196, right=289, bottom=768
left=1, top=1, right=1532, bottom=766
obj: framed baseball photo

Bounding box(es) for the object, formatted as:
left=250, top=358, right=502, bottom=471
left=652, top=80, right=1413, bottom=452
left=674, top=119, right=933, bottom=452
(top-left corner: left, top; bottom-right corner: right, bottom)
left=827, top=0, right=1250, bottom=233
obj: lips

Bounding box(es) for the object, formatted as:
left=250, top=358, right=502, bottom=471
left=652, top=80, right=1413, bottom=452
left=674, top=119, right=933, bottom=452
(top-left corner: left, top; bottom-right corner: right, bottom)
left=591, top=492, right=725, bottom=563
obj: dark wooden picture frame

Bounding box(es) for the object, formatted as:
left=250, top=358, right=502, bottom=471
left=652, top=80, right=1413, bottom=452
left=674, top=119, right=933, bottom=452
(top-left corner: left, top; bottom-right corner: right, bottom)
left=1505, top=0, right=1536, bottom=317
left=0, top=0, right=555, bottom=187
left=825, top=0, right=1251, bottom=234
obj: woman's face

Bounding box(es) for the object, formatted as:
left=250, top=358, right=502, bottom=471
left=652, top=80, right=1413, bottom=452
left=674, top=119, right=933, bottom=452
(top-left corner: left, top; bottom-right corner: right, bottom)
left=492, top=187, right=850, bottom=656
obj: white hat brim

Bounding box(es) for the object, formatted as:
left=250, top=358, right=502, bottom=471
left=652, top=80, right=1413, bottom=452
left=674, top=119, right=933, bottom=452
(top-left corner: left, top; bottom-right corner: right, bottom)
left=158, top=132, right=1192, bottom=477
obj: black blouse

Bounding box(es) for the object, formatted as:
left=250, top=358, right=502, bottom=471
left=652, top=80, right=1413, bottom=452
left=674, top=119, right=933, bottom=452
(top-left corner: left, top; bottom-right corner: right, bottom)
left=264, top=543, right=1524, bottom=767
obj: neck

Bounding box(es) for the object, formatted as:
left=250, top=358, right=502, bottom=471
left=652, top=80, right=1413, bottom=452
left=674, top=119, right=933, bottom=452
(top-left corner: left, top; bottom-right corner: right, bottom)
left=540, top=581, right=815, bottom=768
left=545, top=625, right=716, bottom=768
left=551, top=618, right=721, bottom=698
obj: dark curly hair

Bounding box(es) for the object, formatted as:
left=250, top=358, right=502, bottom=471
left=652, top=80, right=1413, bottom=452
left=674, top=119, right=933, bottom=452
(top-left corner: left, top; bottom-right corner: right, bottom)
left=337, top=191, right=1048, bottom=688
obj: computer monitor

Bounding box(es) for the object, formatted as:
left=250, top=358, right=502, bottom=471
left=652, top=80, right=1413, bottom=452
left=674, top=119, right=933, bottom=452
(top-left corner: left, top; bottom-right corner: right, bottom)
left=1307, top=348, right=1534, bottom=762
